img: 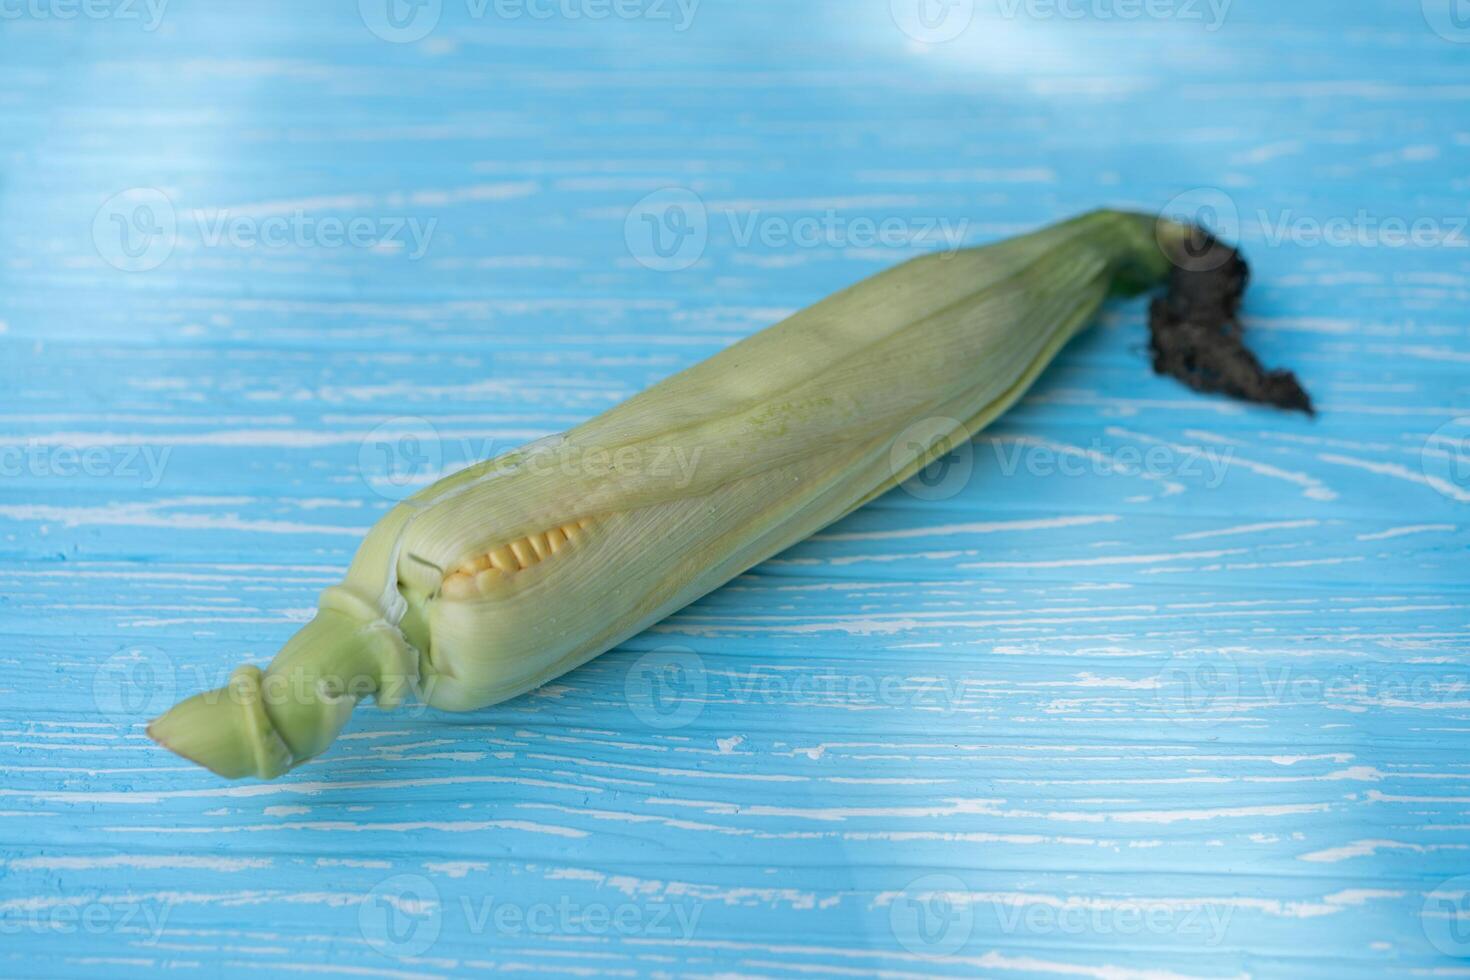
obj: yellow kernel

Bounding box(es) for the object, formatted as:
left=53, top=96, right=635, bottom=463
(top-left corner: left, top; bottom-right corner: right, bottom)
left=527, top=531, right=551, bottom=560
left=545, top=527, right=567, bottom=553
left=474, top=568, right=502, bottom=592
left=471, top=554, right=492, bottom=572
left=441, top=573, right=477, bottom=600
left=561, top=522, right=583, bottom=543
left=509, top=539, right=535, bottom=568
left=488, top=547, right=518, bottom=573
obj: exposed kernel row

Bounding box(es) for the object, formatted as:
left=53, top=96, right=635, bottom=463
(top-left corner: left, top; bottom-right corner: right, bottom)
left=440, top=518, right=594, bottom=599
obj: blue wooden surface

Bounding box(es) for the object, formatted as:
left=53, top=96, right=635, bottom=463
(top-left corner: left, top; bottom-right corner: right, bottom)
left=2, top=1, right=1469, bottom=976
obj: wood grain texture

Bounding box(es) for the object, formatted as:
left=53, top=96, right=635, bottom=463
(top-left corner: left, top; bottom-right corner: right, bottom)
left=1, top=1, right=1467, bottom=976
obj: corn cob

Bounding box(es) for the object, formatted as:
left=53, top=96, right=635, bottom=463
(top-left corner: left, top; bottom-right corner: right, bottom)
left=149, top=209, right=1214, bottom=779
